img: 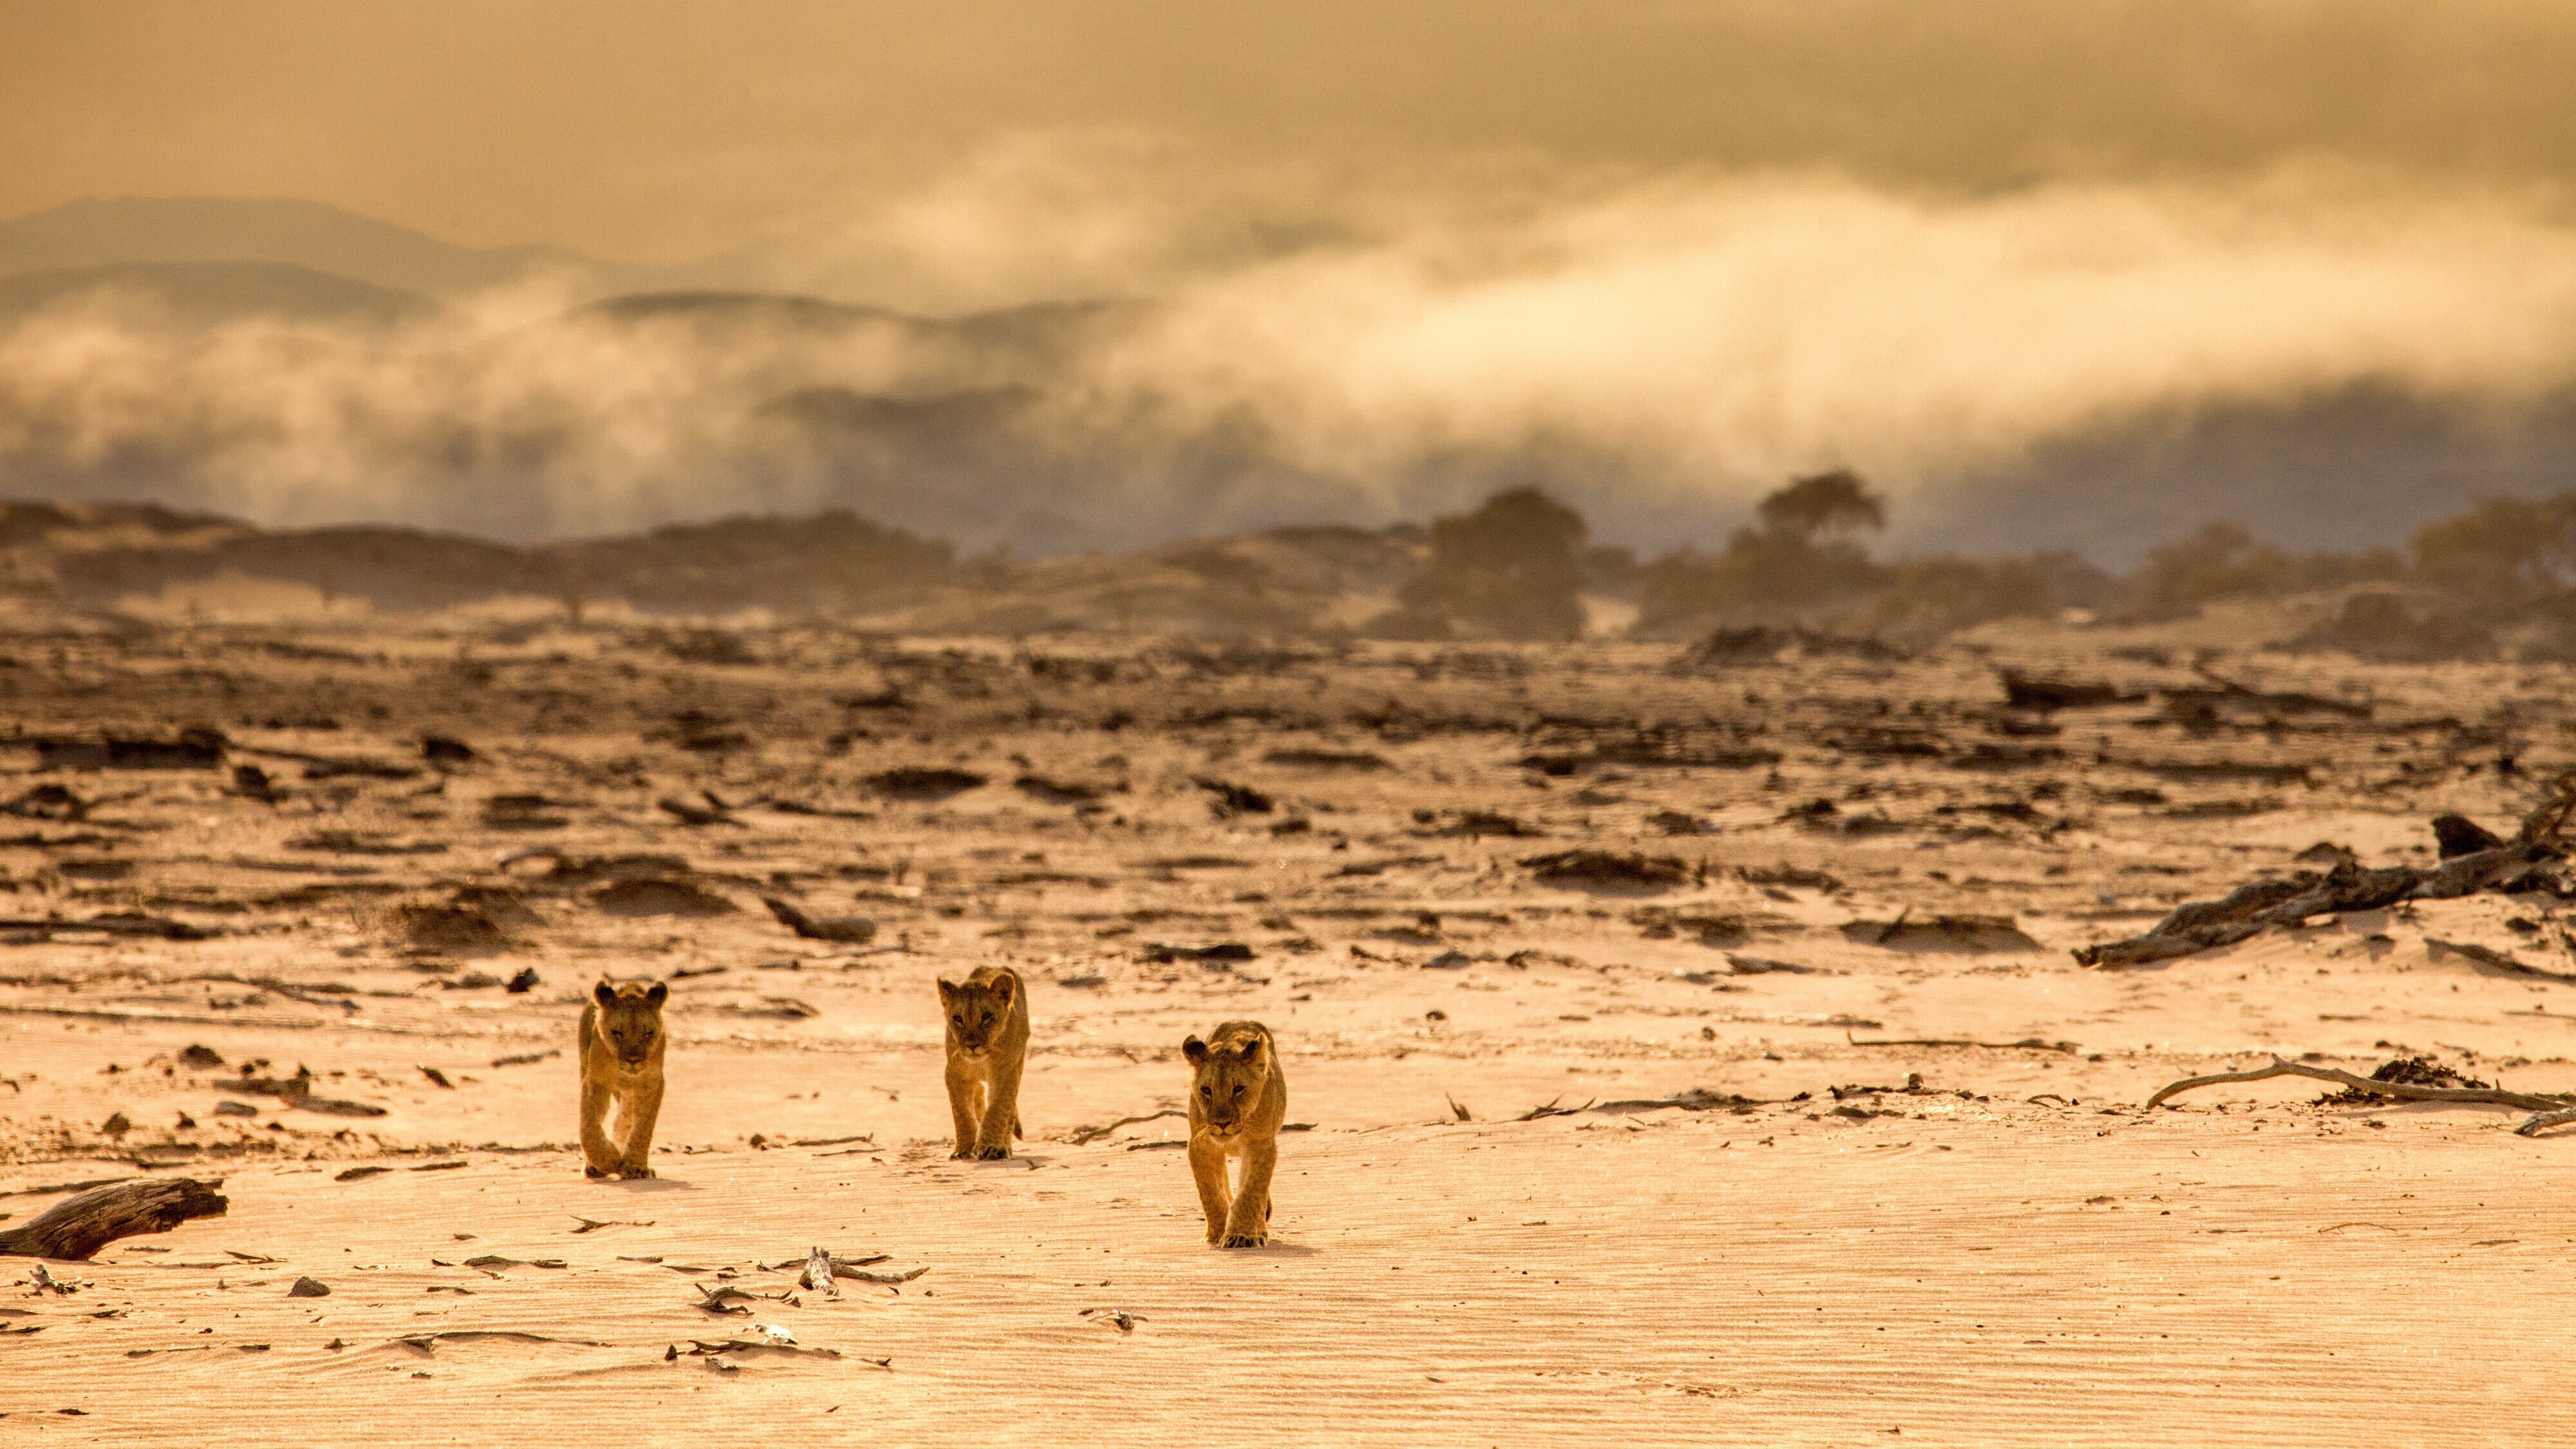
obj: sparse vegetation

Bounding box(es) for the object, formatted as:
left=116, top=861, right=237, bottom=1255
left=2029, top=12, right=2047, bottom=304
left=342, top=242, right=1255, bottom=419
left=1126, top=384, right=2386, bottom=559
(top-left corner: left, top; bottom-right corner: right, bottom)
left=1633, top=470, right=2052, bottom=641
left=1370, top=486, right=1589, bottom=641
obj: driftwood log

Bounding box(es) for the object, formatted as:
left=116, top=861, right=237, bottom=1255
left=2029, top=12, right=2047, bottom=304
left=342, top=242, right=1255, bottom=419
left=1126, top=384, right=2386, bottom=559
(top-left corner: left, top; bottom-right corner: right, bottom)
left=0, top=1178, right=228, bottom=1259
left=2079, top=770, right=2576, bottom=968
left=2145, top=1057, right=2576, bottom=1136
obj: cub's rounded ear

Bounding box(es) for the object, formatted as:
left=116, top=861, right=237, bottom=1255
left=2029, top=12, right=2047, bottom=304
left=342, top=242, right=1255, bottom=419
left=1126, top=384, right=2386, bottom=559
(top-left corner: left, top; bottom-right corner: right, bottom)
left=990, top=973, right=1014, bottom=1003
left=592, top=981, right=618, bottom=1009
left=1234, top=1037, right=1264, bottom=1063
left=1182, top=1036, right=1209, bottom=1066
left=935, top=978, right=958, bottom=1001
left=643, top=981, right=668, bottom=1007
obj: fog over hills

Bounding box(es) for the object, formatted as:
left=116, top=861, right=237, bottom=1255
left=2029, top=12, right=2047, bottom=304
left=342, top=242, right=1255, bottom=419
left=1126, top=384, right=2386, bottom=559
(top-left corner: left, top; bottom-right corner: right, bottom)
left=5, top=190, right=2576, bottom=564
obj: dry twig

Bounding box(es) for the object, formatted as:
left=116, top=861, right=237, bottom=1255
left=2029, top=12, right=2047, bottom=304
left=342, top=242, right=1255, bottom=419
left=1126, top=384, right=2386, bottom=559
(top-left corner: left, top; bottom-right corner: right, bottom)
left=1066, top=1108, right=1186, bottom=1146
left=1847, top=1030, right=2079, bottom=1054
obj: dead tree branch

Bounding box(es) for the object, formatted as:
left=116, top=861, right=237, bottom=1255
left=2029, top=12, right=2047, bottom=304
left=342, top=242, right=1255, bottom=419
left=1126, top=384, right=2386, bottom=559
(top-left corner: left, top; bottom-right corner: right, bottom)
left=2145, top=1056, right=2571, bottom=1118
left=1066, top=1108, right=1186, bottom=1146
left=0, top=1178, right=229, bottom=1260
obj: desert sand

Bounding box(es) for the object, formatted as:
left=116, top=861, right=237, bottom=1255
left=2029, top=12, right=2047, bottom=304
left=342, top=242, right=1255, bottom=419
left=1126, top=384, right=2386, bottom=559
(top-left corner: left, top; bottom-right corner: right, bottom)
left=6, top=607, right=2576, bottom=1445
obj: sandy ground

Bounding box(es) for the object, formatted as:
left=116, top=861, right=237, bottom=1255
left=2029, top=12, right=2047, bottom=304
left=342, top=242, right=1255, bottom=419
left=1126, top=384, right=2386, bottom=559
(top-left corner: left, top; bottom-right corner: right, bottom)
left=6, top=612, right=2576, bottom=1443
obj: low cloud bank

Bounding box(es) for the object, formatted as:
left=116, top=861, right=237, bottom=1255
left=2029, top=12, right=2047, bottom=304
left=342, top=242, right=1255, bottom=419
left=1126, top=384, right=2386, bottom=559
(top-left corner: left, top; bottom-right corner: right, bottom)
left=6, top=158, right=2576, bottom=560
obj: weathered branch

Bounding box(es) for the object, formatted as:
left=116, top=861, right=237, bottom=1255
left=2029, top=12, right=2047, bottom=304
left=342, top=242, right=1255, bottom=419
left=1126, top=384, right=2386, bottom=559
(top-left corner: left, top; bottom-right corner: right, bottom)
left=1066, top=1108, right=1186, bottom=1146
left=0, top=1178, right=229, bottom=1260
left=2145, top=1057, right=2570, bottom=1113
left=2424, top=937, right=2576, bottom=983
left=1847, top=1030, right=2079, bottom=1054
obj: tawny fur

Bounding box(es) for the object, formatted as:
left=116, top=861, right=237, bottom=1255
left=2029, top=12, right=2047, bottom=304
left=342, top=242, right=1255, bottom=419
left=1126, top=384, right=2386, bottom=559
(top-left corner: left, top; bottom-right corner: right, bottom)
left=938, top=967, right=1030, bottom=1160
left=1184, top=1020, right=1287, bottom=1247
left=579, top=978, right=668, bottom=1180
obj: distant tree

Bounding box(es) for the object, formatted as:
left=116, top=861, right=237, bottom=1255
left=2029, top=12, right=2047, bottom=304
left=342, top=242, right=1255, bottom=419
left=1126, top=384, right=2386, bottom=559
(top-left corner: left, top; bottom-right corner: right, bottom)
left=1384, top=486, right=1589, bottom=641
left=2412, top=495, right=2576, bottom=594
left=1633, top=471, right=1891, bottom=633
left=1755, top=469, right=1886, bottom=540
left=2132, top=522, right=2400, bottom=612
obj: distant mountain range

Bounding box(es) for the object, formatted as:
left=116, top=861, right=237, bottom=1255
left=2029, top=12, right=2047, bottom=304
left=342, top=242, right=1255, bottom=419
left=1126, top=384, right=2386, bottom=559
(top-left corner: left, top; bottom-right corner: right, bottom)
left=0, top=260, right=444, bottom=329
left=0, top=196, right=616, bottom=298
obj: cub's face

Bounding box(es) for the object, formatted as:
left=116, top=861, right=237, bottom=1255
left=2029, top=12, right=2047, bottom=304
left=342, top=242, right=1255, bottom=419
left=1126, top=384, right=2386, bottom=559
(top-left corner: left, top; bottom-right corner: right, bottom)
left=1184, top=1033, right=1269, bottom=1135
left=938, top=974, right=1015, bottom=1055
left=592, top=980, right=668, bottom=1065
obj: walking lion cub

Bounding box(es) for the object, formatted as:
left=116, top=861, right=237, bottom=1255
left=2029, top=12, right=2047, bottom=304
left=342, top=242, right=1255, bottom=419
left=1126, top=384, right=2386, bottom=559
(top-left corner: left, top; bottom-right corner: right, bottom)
left=580, top=978, right=667, bottom=1180
left=1184, top=1020, right=1286, bottom=1247
left=938, top=966, right=1029, bottom=1159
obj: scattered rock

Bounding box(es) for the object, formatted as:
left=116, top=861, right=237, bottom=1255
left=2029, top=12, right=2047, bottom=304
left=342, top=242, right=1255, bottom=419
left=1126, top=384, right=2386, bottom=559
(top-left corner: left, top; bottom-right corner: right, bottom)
left=1521, top=850, right=1692, bottom=892
left=392, top=902, right=513, bottom=954
left=2432, top=813, right=2506, bottom=860
left=2, top=784, right=87, bottom=820
left=761, top=896, right=876, bottom=943
left=1261, top=748, right=1390, bottom=770
left=864, top=768, right=987, bottom=802
left=1999, top=670, right=2135, bottom=712
left=591, top=878, right=737, bottom=918
left=1426, top=810, right=1539, bottom=838
left=481, top=794, right=571, bottom=829
left=2318, top=1056, right=2492, bottom=1105
left=420, top=735, right=476, bottom=765
left=1014, top=775, right=1110, bottom=806
left=1845, top=914, right=2043, bottom=952
left=1630, top=907, right=1747, bottom=946
left=1193, top=778, right=1273, bottom=817
left=15, top=728, right=226, bottom=771
left=1140, top=942, right=1255, bottom=965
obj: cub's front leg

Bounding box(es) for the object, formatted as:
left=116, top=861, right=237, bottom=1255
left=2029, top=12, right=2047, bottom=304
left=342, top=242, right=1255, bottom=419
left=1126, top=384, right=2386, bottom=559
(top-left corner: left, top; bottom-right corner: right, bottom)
left=616, top=1075, right=664, bottom=1179
left=1186, top=1133, right=1233, bottom=1245
left=974, top=1054, right=1023, bottom=1160
left=1220, top=1138, right=1276, bottom=1247
left=580, top=1070, right=620, bottom=1179
left=944, top=1057, right=986, bottom=1160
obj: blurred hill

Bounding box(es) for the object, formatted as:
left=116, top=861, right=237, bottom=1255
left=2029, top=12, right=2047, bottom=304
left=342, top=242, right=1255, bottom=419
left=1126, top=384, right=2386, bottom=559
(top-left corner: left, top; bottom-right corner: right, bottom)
left=0, top=500, right=1426, bottom=636
left=0, top=260, right=443, bottom=330
left=0, top=197, right=618, bottom=298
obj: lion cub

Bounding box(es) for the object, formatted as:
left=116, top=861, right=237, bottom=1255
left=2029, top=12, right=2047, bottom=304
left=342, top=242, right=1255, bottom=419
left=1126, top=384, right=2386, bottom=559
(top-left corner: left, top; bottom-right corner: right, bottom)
left=1184, top=1020, right=1287, bottom=1247
left=579, top=978, right=667, bottom=1180
left=938, top=967, right=1029, bottom=1159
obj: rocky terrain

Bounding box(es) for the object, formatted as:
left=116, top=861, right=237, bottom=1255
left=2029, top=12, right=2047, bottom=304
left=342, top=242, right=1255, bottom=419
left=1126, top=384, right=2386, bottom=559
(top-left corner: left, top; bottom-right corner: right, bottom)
left=4, top=600, right=2576, bottom=1442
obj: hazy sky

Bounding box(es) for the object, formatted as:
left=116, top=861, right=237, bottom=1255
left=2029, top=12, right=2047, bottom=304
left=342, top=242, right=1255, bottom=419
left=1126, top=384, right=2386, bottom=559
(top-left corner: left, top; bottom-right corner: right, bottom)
left=10, top=0, right=2576, bottom=260
left=10, top=2, right=2576, bottom=556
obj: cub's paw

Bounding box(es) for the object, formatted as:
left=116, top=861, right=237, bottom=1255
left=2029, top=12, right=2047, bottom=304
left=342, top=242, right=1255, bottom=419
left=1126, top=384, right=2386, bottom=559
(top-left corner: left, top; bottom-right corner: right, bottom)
left=1218, top=1232, right=1269, bottom=1249
left=950, top=1146, right=975, bottom=1160
left=583, top=1164, right=611, bottom=1180
left=975, top=1144, right=1012, bottom=1160
left=618, top=1164, right=656, bottom=1180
